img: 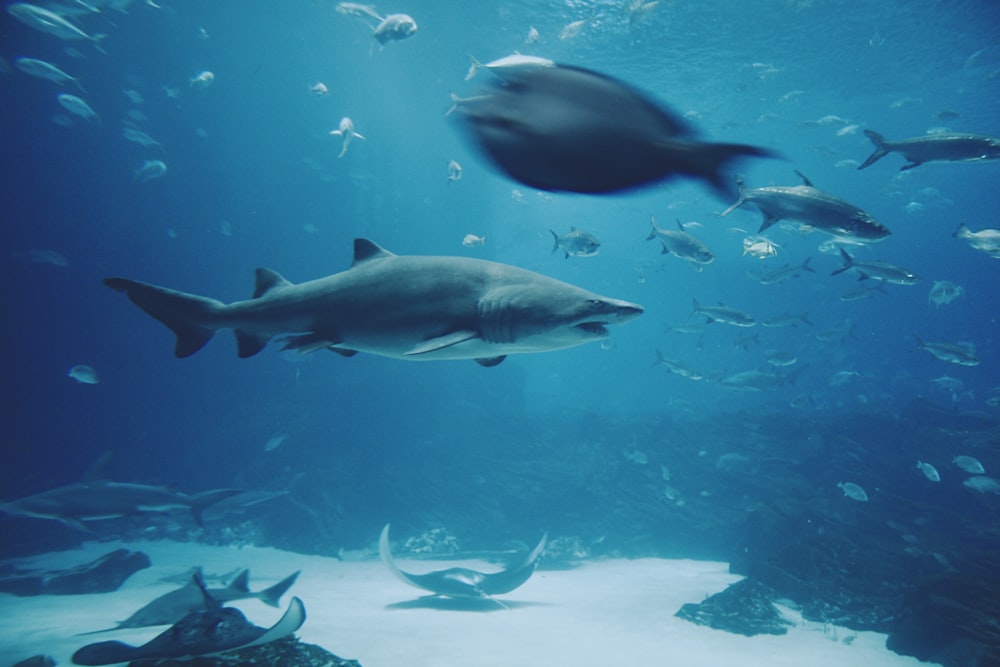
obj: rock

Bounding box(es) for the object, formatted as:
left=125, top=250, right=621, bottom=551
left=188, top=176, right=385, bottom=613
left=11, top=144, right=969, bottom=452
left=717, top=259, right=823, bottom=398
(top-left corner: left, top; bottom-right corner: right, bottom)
left=124, top=636, right=362, bottom=667
left=675, top=578, right=794, bottom=636
left=43, top=549, right=151, bottom=595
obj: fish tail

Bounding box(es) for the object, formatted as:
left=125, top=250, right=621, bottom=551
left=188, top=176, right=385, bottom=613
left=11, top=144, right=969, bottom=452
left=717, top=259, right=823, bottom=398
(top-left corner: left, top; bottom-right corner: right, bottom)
left=465, top=54, right=483, bottom=80
left=550, top=229, right=560, bottom=255
left=858, top=130, right=889, bottom=170
left=801, top=256, right=815, bottom=273
left=646, top=216, right=658, bottom=240
left=952, top=223, right=970, bottom=239
left=258, top=571, right=301, bottom=608
left=718, top=174, right=749, bottom=217
left=187, top=488, right=243, bottom=527
left=689, top=143, right=776, bottom=201
left=104, top=277, right=227, bottom=357
left=830, top=248, right=854, bottom=276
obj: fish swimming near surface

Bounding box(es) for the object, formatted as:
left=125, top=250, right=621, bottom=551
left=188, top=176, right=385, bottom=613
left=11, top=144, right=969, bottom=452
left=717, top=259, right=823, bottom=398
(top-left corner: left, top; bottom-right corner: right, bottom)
left=7, top=3, right=105, bottom=48
left=451, top=63, right=772, bottom=195
left=0, top=481, right=243, bottom=531
left=691, top=299, right=756, bottom=327
left=915, top=336, right=980, bottom=366
left=379, top=524, right=546, bottom=604
left=831, top=248, right=920, bottom=285
left=719, top=171, right=890, bottom=240
left=72, top=575, right=305, bottom=666
left=103, top=238, right=643, bottom=367
left=80, top=568, right=300, bottom=633
left=857, top=129, right=1000, bottom=170
left=647, top=216, right=715, bottom=267
left=953, top=223, right=1000, bottom=259
left=550, top=227, right=601, bottom=258
left=14, top=57, right=84, bottom=90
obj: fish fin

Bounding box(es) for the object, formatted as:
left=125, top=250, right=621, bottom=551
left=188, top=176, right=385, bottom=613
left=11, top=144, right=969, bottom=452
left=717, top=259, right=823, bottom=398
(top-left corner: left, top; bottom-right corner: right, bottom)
left=476, top=356, right=506, bottom=367
left=858, top=130, right=889, bottom=170
left=758, top=214, right=779, bottom=232
left=406, top=330, right=479, bottom=356
left=830, top=248, right=853, bottom=276
left=103, top=277, right=223, bottom=358
left=900, top=161, right=921, bottom=171
left=352, top=238, right=395, bottom=266
left=280, top=333, right=344, bottom=354
left=646, top=216, right=658, bottom=240
left=679, top=142, right=776, bottom=199
left=793, top=170, right=814, bottom=187
left=550, top=229, right=560, bottom=254
left=235, top=596, right=306, bottom=652
left=952, top=224, right=970, bottom=238
left=801, top=257, right=815, bottom=273
left=354, top=132, right=366, bottom=141
left=226, top=569, right=251, bottom=594
left=235, top=331, right=270, bottom=358
left=258, top=571, right=300, bottom=607
left=252, top=268, right=293, bottom=298
left=675, top=218, right=685, bottom=231
left=718, top=176, right=747, bottom=217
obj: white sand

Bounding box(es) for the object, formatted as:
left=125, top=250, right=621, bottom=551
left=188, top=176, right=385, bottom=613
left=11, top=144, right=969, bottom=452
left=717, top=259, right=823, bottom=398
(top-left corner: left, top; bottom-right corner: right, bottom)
left=0, top=540, right=935, bottom=667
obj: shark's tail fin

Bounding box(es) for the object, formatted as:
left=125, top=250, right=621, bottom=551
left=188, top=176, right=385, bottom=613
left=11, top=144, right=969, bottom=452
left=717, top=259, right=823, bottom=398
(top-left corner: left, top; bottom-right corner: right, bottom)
left=257, top=571, right=301, bottom=608
left=858, top=130, right=890, bottom=170
left=103, top=278, right=225, bottom=357
left=187, top=488, right=243, bottom=527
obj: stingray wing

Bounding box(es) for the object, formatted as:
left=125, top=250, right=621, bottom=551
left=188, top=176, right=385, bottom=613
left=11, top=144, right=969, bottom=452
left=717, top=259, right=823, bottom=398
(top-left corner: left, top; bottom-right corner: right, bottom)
left=480, top=533, right=547, bottom=595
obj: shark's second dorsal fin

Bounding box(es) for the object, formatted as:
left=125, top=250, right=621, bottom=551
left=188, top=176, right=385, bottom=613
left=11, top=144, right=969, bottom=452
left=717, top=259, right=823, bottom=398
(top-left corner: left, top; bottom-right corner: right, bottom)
left=253, top=269, right=293, bottom=299
left=352, top=238, right=395, bottom=267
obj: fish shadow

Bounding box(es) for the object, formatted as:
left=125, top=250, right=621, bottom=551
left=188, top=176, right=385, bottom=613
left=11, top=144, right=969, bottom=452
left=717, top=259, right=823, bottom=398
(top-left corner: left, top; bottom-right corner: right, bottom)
left=385, top=596, right=550, bottom=612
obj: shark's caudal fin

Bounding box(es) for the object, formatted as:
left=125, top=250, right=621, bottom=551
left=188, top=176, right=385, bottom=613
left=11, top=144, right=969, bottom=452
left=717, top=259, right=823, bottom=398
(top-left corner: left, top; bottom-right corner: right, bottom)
left=103, top=278, right=225, bottom=357
left=858, top=130, right=890, bottom=170
left=256, top=571, right=301, bottom=608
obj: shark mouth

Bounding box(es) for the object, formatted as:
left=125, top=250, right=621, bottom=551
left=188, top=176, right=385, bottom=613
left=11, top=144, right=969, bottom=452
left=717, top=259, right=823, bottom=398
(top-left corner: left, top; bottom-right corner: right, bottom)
left=576, top=322, right=609, bottom=336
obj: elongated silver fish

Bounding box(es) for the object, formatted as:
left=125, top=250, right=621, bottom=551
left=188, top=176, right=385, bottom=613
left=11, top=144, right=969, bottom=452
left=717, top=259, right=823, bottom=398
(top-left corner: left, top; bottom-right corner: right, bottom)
left=691, top=298, right=756, bottom=327
left=647, top=216, right=714, bottom=266
left=7, top=3, right=104, bottom=47
left=831, top=248, right=920, bottom=285
left=858, top=129, right=1000, bottom=170
left=15, top=56, right=84, bottom=90
left=915, top=337, right=979, bottom=366
left=720, top=171, right=890, bottom=240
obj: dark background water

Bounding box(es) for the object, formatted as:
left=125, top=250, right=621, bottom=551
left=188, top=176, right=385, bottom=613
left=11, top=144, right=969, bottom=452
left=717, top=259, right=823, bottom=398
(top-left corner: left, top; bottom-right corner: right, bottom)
left=1, top=0, right=998, bottom=559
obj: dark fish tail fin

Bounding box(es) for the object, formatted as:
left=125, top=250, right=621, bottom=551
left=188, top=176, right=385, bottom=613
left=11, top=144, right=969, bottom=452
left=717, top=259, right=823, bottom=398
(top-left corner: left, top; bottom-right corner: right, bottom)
left=952, top=223, right=970, bottom=239
left=801, top=256, right=815, bottom=273
left=718, top=174, right=750, bottom=217
left=258, top=571, right=301, bottom=607
left=830, top=248, right=854, bottom=276
left=646, top=216, right=658, bottom=240
left=858, top=130, right=890, bottom=170
left=187, top=488, right=243, bottom=527
left=103, top=278, right=225, bottom=357
left=689, top=143, right=775, bottom=200
left=549, top=229, right=560, bottom=255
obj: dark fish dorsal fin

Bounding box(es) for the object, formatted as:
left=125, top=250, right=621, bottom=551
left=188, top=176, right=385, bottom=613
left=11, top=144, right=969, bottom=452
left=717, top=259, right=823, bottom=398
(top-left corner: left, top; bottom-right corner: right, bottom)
left=252, top=268, right=292, bottom=299
left=794, top=170, right=814, bottom=187
left=675, top=218, right=685, bottom=232
left=352, top=238, right=395, bottom=267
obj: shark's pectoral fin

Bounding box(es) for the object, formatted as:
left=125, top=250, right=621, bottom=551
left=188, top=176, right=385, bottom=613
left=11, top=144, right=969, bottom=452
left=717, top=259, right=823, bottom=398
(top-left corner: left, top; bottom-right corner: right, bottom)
left=476, top=355, right=506, bottom=367
left=405, top=330, right=480, bottom=356
left=280, top=333, right=344, bottom=354
left=235, top=331, right=270, bottom=358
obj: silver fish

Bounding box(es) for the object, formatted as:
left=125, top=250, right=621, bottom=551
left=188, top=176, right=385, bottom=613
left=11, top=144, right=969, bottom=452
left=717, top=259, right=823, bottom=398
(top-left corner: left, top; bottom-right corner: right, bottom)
left=550, top=227, right=601, bottom=258
left=692, top=298, right=756, bottom=327
left=915, top=337, right=979, bottom=366
left=858, top=129, right=1000, bottom=170
left=831, top=248, right=920, bottom=285
left=953, top=223, right=1000, bottom=259
left=647, top=216, right=714, bottom=266
left=15, top=56, right=84, bottom=90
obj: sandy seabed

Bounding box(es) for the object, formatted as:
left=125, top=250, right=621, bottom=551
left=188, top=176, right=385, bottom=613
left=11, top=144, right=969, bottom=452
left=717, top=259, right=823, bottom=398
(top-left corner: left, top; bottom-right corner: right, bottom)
left=0, top=540, right=935, bottom=667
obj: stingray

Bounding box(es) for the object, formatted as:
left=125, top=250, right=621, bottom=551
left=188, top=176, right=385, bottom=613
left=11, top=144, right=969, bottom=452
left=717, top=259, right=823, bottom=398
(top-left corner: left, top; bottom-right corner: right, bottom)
left=71, top=575, right=305, bottom=666
left=379, top=524, right=546, bottom=605
left=79, top=567, right=300, bottom=634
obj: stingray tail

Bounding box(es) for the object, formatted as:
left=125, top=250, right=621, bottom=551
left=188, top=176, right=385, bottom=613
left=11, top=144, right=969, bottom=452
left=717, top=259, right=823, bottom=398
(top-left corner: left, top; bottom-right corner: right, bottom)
left=103, top=277, right=226, bottom=357
left=257, top=570, right=301, bottom=608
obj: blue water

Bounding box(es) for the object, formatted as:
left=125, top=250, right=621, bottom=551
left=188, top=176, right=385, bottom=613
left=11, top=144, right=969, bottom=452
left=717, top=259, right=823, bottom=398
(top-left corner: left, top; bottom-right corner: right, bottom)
left=1, top=0, right=998, bottom=560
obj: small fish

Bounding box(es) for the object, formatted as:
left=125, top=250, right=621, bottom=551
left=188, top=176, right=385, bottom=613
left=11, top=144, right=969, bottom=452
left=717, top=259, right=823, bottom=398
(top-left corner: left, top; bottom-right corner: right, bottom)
left=953, top=223, right=1000, bottom=259
left=816, top=322, right=855, bottom=343
left=647, top=216, right=714, bottom=266
left=718, top=369, right=790, bottom=392
left=329, top=117, right=365, bottom=157
left=550, top=227, right=600, bottom=259
left=964, top=476, right=1000, bottom=494
left=264, top=434, right=288, bottom=452
left=916, top=461, right=941, bottom=482
left=124, top=89, right=144, bottom=104
left=462, top=234, right=486, bottom=247
left=191, top=71, right=215, bottom=89
left=465, top=53, right=556, bottom=81
left=123, top=127, right=162, bottom=150
left=831, top=248, right=920, bottom=285
left=953, top=455, right=985, bottom=475
left=691, top=299, right=756, bottom=327
left=447, top=159, right=463, bottom=183
left=134, top=160, right=167, bottom=183
left=742, top=236, right=778, bottom=259
left=624, top=449, right=648, bottom=464
left=558, top=18, right=588, bottom=40
left=764, top=350, right=798, bottom=367
left=928, top=280, right=963, bottom=308
left=68, top=364, right=99, bottom=384
left=748, top=257, right=814, bottom=285
left=838, top=283, right=887, bottom=302
left=915, top=337, right=979, bottom=366
left=654, top=350, right=704, bottom=381
left=858, top=129, right=1000, bottom=170
left=309, top=82, right=329, bottom=96
left=837, top=481, right=869, bottom=502
left=15, top=57, right=84, bottom=91
left=660, top=465, right=671, bottom=481
left=372, top=14, right=417, bottom=46
left=828, top=370, right=861, bottom=385
left=525, top=26, right=539, bottom=45
left=762, top=312, right=812, bottom=328
left=7, top=3, right=105, bottom=47
left=57, top=93, right=99, bottom=123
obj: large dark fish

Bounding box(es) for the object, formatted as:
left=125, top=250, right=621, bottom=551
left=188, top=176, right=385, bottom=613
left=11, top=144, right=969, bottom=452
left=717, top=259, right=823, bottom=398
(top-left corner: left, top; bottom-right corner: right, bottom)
left=858, top=129, right=1000, bottom=170
left=451, top=64, right=772, bottom=194
left=719, top=171, right=890, bottom=240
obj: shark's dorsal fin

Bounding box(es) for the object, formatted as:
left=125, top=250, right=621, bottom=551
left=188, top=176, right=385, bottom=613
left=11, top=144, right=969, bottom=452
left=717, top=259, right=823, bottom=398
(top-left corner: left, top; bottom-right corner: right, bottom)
left=253, top=269, right=292, bottom=299
left=794, top=169, right=814, bottom=187
left=352, top=238, right=395, bottom=267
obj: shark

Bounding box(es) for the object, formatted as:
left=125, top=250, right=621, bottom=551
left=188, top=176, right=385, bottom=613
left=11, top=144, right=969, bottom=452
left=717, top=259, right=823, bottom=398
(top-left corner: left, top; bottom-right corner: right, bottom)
left=103, top=238, right=643, bottom=367
left=0, top=481, right=243, bottom=531
left=80, top=568, right=301, bottom=633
